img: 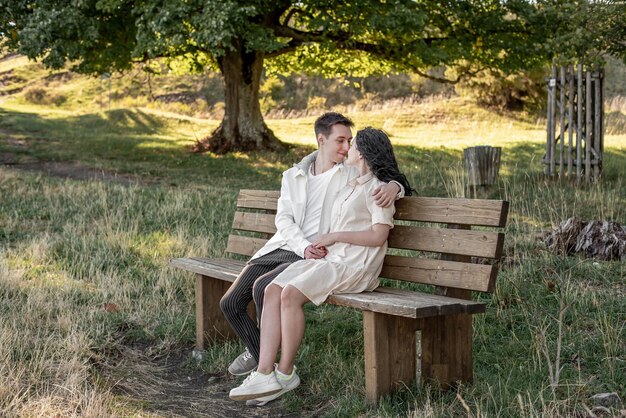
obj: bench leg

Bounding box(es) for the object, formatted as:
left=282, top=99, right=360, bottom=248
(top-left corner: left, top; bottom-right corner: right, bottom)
left=420, top=313, right=473, bottom=388
left=363, top=311, right=418, bottom=404
left=195, top=274, right=256, bottom=351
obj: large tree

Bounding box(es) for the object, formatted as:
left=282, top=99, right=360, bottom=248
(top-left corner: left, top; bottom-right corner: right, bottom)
left=0, top=1, right=564, bottom=152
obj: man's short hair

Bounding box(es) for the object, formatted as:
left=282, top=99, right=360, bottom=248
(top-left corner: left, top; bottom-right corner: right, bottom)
left=314, top=112, right=354, bottom=138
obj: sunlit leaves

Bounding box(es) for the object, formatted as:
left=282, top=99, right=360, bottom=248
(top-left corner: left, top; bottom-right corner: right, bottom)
left=266, top=43, right=397, bottom=78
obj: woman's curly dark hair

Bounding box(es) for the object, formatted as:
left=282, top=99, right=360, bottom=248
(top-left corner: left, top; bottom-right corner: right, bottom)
left=355, top=127, right=413, bottom=196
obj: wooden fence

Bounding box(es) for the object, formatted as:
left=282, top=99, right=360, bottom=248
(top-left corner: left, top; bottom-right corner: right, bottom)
left=544, top=64, right=604, bottom=182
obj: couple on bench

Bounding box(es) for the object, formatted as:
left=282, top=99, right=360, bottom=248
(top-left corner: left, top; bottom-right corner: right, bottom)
left=219, top=112, right=413, bottom=405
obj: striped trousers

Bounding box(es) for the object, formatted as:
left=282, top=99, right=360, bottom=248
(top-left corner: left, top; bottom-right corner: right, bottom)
left=219, top=249, right=302, bottom=362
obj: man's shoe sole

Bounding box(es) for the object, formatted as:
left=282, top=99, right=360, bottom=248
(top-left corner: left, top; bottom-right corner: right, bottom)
left=228, top=366, right=257, bottom=376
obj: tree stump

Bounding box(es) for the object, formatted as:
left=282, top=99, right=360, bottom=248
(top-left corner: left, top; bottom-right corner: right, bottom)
left=544, top=217, right=626, bottom=261
left=464, top=146, right=502, bottom=198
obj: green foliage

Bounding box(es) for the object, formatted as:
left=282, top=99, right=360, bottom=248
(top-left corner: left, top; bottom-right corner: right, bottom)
left=0, top=1, right=137, bottom=73
left=2, top=0, right=553, bottom=79
left=536, top=0, right=626, bottom=65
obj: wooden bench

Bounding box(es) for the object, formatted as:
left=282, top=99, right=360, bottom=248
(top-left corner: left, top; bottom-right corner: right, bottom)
left=170, top=189, right=509, bottom=404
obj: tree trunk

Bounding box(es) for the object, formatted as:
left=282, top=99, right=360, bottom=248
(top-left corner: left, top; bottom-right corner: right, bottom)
left=193, top=40, right=287, bottom=154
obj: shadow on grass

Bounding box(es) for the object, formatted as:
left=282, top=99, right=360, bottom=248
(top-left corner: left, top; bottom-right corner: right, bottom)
left=0, top=107, right=166, bottom=136
left=0, top=107, right=316, bottom=189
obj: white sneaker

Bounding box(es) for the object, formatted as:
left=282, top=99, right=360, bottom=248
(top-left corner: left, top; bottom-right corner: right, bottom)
left=229, top=371, right=282, bottom=401
left=245, top=365, right=300, bottom=406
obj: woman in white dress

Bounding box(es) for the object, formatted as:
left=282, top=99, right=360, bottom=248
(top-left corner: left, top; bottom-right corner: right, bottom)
left=230, top=128, right=413, bottom=403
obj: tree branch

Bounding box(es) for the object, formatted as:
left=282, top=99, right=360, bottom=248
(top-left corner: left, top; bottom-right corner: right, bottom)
left=273, top=24, right=324, bottom=42
left=265, top=39, right=304, bottom=58
left=411, top=66, right=485, bottom=84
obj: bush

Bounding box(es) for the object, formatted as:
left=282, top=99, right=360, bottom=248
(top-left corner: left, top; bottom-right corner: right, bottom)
left=23, top=86, right=66, bottom=106
left=23, top=87, right=47, bottom=104
left=455, top=68, right=547, bottom=111
left=362, top=74, right=414, bottom=100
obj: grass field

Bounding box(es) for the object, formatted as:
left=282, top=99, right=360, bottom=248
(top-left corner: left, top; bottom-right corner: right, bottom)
left=1, top=56, right=625, bottom=417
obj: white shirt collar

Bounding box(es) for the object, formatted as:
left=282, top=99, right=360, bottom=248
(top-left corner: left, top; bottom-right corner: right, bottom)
left=348, top=171, right=374, bottom=186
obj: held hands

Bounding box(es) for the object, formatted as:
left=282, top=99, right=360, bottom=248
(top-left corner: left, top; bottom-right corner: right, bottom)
left=304, top=232, right=338, bottom=259
left=371, top=182, right=400, bottom=208
left=304, top=244, right=327, bottom=259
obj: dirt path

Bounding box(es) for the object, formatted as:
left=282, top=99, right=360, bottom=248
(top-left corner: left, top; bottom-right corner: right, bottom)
left=0, top=128, right=152, bottom=185
left=102, top=347, right=295, bottom=418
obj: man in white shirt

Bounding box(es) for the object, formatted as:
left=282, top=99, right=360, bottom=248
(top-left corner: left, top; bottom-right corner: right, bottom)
left=219, top=112, right=403, bottom=379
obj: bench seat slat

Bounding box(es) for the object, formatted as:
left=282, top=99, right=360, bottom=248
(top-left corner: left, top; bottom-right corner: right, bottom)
left=388, top=225, right=504, bottom=259
left=170, top=258, right=487, bottom=319
left=170, top=258, right=245, bottom=282
left=328, top=291, right=440, bottom=318
left=374, top=287, right=486, bottom=315
left=381, top=255, right=497, bottom=293
left=327, top=287, right=486, bottom=318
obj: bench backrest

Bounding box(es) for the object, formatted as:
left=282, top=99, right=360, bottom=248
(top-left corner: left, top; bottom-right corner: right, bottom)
left=226, top=189, right=508, bottom=294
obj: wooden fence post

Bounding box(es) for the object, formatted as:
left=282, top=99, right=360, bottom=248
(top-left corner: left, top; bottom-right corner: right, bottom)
left=567, top=64, right=574, bottom=177
left=576, top=63, right=583, bottom=180
left=585, top=69, right=592, bottom=183
left=593, top=68, right=602, bottom=180
left=559, top=66, right=565, bottom=178
left=546, top=65, right=557, bottom=176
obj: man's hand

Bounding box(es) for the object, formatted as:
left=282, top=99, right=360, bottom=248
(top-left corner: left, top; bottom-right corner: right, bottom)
left=372, top=182, right=401, bottom=207
left=304, top=244, right=327, bottom=259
